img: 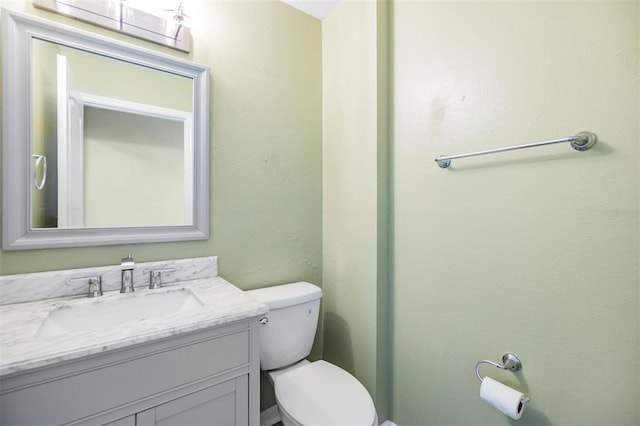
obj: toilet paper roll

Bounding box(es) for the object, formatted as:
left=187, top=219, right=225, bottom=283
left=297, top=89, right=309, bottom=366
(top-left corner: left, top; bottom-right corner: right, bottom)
left=480, top=376, right=527, bottom=420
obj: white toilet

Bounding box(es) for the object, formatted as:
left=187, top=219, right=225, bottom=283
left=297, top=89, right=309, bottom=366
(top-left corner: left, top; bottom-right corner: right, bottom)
left=246, top=282, right=378, bottom=426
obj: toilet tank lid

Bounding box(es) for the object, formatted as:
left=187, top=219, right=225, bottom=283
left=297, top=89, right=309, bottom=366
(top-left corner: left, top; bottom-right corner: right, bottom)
left=246, top=282, right=321, bottom=310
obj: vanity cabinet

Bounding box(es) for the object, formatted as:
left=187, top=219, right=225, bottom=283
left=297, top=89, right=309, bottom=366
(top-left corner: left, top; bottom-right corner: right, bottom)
left=0, top=319, right=261, bottom=426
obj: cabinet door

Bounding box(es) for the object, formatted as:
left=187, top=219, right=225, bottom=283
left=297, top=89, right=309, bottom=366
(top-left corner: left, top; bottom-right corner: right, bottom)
left=136, top=376, right=249, bottom=426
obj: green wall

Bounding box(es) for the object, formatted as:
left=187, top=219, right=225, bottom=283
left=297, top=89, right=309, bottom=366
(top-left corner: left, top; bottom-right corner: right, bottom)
left=83, top=109, right=185, bottom=227
left=390, top=1, right=639, bottom=424
left=321, top=0, right=390, bottom=420
left=0, top=0, right=322, bottom=293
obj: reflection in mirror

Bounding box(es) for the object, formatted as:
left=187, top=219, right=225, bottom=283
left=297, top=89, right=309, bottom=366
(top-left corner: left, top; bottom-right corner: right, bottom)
left=3, top=10, right=209, bottom=250
left=31, top=38, right=194, bottom=229
left=82, top=107, right=190, bottom=228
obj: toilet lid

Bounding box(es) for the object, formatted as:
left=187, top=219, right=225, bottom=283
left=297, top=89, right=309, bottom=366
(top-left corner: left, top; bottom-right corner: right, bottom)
left=274, top=360, right=376, bottom=426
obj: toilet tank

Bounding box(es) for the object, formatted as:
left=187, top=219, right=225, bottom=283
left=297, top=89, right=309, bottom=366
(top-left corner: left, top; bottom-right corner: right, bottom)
left=246, top=282, right=321, bottom=371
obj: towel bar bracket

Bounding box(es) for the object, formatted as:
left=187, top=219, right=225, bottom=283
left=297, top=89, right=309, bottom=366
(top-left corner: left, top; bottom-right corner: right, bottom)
left=570, top=130, right=597, bottom=151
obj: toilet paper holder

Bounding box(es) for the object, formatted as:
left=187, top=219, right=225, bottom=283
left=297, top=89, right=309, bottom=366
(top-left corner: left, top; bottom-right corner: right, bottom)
left=475, top=352, right=522, bottom=382
left=476, top=353, right=530, bottom=403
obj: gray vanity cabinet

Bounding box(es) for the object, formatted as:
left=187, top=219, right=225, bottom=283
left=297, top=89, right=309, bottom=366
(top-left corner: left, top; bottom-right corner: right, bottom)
left=0, top=319, right=261, bottom=426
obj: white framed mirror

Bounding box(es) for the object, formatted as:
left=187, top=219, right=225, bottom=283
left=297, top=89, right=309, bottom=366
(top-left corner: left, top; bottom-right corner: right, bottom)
left=2, top=9, right=210, bottom=250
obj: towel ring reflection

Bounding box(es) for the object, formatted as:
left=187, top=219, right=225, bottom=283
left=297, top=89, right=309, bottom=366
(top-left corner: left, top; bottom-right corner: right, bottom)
left=32, top=154, right=47, bottom=190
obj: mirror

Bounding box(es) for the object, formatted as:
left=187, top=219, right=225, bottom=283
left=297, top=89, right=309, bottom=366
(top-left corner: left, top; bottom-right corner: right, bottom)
left=2, top=10, right=210, bottom=250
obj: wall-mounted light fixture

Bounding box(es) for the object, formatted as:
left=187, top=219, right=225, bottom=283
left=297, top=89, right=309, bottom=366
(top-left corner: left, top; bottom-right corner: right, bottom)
left=33, top=0, right=192, bottom=52
left=163, top=1, right=188, bottom=41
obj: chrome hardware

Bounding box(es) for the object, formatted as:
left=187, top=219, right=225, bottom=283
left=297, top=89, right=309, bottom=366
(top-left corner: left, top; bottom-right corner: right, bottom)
left=435, top=131, right=598, bottom=168
left=475, top=352, right=530, bottom=404
left=146, top=268, right=176, bottom=289
left=570, top=130, right=598, bottom=151
left=71, top=275, right=103, bottom=298
left=87, top=276, right=103, bottom=298
left=476, top=353, right=523, bottom=381
left=32, top=154, right=47, bottom=190
left=259, top=317, right=268, bottom=325
left=120, top=254, right=135, bottom=293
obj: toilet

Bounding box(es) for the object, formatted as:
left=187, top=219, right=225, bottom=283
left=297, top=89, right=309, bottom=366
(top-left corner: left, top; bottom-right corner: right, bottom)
left=246, top=282, right=378, bottom=426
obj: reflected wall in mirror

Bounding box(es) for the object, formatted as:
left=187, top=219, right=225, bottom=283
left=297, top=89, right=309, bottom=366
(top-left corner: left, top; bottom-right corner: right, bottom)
left=32, top=38, right=194, bottom=229
left=2, top=10, right=210, bottom=250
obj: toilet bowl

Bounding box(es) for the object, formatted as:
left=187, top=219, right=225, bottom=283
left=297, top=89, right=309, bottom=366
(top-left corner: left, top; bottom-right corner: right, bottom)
left=271, top=360, right=377, bottom=426
left=246, top=282, right=377, bottom=426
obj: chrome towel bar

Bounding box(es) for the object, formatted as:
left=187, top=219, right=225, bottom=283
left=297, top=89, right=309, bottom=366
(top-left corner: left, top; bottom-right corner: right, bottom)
left=435, top=131, right=597, bottom=168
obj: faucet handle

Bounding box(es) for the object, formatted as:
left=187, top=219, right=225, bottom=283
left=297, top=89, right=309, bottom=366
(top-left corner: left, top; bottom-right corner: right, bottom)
left=121, top=254, right=135, bottom=269
left=71, top=275, right=103, bottom=298
left=146, top=268, right=175, bottom=289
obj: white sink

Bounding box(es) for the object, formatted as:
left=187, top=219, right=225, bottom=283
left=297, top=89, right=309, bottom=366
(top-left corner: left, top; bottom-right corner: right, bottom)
left=36, top=288, right=204, bottom=338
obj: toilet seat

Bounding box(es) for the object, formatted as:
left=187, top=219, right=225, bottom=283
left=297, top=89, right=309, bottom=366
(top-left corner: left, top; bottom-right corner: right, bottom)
left=274, top=360, right=377, bottom=426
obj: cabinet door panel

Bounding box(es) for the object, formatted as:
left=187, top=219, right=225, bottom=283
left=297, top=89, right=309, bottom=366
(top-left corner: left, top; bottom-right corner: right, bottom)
left=137, top=376, right=249, bottom=426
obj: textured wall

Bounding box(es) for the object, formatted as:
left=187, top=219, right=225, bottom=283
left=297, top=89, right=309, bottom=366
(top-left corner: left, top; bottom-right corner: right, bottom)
left=322, top=0, right=390, bottom=420
left=0, top=1, right=322, bottom=293
left=390, top=1, right=639, bottom=425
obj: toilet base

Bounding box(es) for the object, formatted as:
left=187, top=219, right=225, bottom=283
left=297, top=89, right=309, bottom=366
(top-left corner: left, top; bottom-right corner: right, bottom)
left=259, top=405, right=282, bottom=426
left=278, top=404, right=302, bottom=426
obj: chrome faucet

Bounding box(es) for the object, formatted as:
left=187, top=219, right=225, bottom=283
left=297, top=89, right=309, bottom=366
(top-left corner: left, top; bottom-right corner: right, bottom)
left=120, top=254, right=135, bottom=293
left=146, top=268, right=176, bottom=290
left=86, top=276, right=103, bottom=298
left=71, top=275, right=103, bottom=298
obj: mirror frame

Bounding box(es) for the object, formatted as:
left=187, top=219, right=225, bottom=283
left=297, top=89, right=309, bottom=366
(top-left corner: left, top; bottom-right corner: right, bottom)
left=2, top=9, right=210, bottom=250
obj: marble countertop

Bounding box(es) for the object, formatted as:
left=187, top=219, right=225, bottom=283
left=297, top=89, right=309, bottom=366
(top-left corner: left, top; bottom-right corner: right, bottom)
left=0, top=277, right=268, bottom=377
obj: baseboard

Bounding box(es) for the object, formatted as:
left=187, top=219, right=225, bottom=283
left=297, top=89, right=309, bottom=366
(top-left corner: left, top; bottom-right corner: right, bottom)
left=260, top=404, right=281, bottom=426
